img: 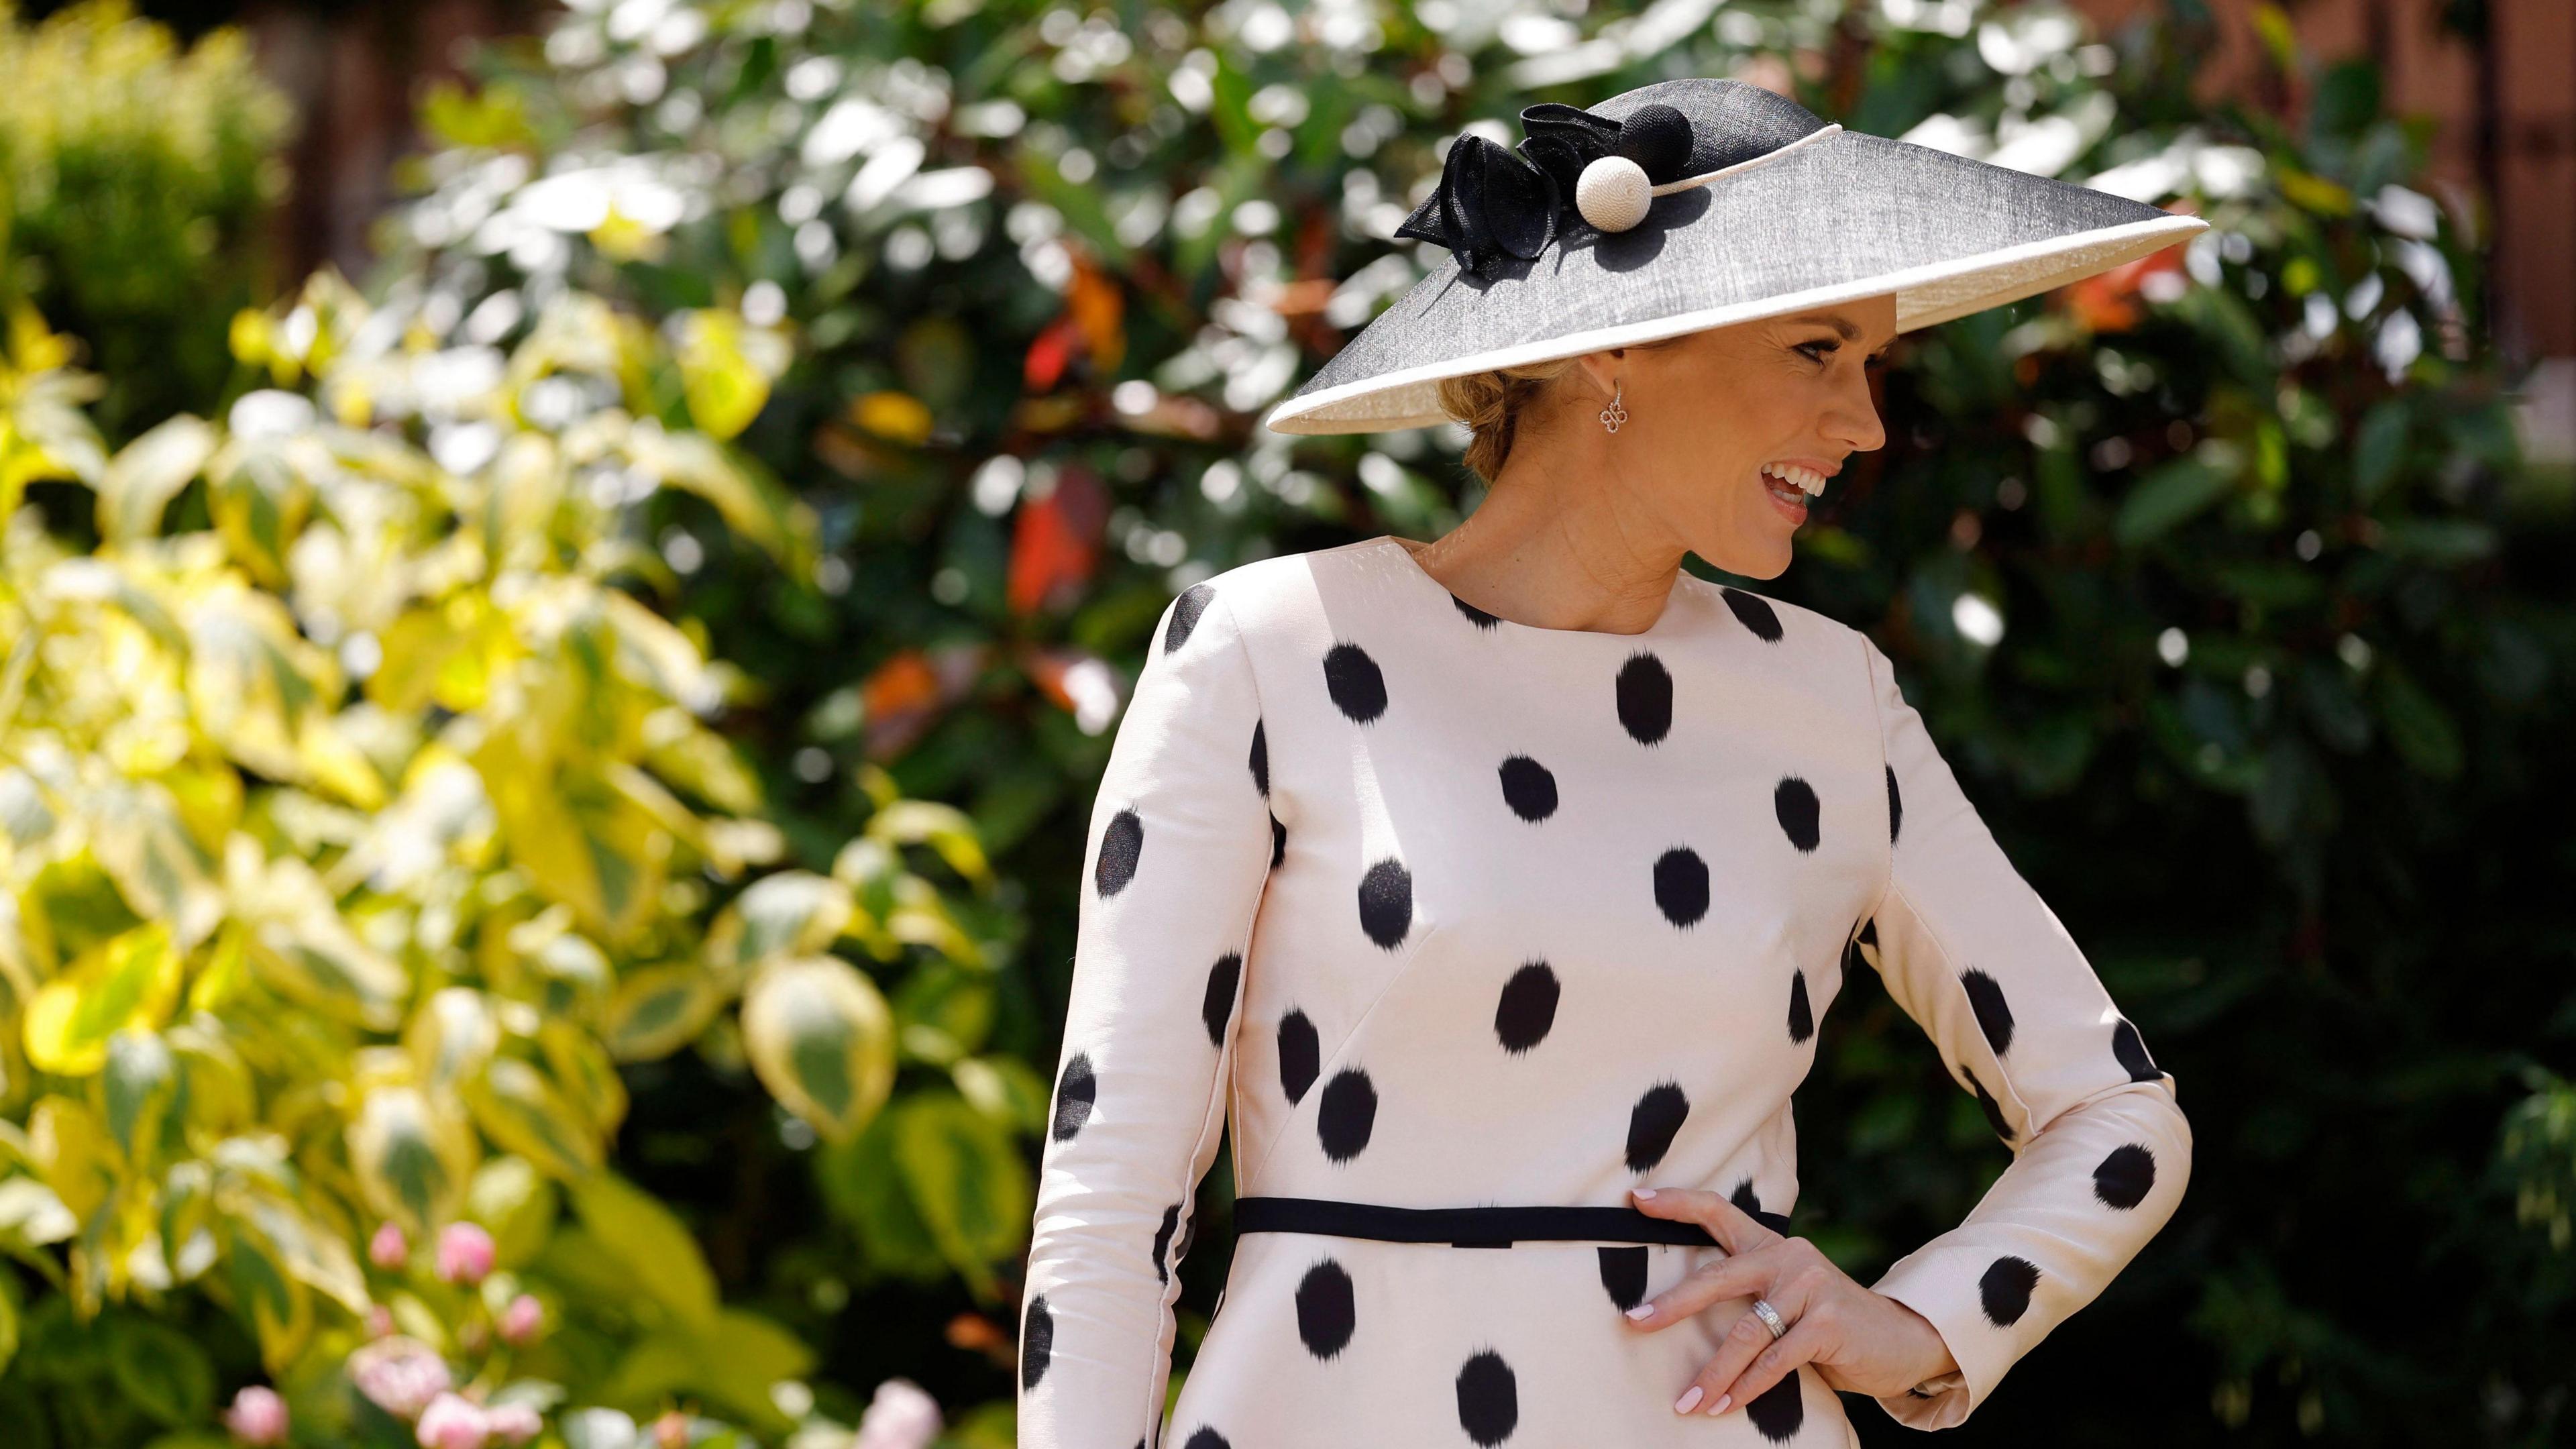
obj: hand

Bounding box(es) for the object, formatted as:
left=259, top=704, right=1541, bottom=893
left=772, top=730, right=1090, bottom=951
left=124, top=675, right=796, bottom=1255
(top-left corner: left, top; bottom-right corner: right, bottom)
left=1620, top=1185, right=1960, bottom=1416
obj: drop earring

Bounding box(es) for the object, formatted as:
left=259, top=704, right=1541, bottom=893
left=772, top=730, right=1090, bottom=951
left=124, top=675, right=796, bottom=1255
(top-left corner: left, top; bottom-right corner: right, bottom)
left=1599, top=380, right=1628, bottom=434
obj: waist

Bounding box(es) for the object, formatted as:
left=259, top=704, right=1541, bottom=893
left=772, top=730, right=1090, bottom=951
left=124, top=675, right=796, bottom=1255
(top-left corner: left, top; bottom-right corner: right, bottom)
left=1234, top=1195, right=1719, bottom=1248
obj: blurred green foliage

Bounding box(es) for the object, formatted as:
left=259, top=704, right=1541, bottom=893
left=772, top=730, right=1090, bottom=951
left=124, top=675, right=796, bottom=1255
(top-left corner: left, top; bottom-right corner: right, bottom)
left=0, top=272, right=1028, bottom=1447
left=0, top=1, right=290, bottom=441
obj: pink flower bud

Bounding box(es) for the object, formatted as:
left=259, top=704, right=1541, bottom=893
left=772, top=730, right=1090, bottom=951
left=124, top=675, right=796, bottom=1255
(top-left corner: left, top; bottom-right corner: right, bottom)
left=367, top=1304, right=396, bottom=1339
left=370, top=1222, right=410, bottom=1269
left=435, top=1222, right=496, bottom=1286
left=853, top=1377, right=943, bottom=1449
left=349, top=1334, right=453, bottom=1419
left=653, top=1410, right=690, bottom=1449
left=222, top=1385, right=290, bottom=1446
left=498, top=1293, right=544, bottom=1346
left=486, top=1405, right=543, bottom=1446
left=416, top=1392, right=490, bottom=1449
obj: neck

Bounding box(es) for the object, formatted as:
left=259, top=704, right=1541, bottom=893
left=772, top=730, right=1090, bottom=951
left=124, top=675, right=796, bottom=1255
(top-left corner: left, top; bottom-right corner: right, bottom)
left=1412, top=433, right=1684, bottom=636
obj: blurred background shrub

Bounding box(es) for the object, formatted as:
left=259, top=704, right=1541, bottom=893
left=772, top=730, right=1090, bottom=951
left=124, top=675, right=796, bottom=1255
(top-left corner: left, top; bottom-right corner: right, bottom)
left=0, top=1, right=290, bottom=440
left=0, top=0, right=2567, bottom=1446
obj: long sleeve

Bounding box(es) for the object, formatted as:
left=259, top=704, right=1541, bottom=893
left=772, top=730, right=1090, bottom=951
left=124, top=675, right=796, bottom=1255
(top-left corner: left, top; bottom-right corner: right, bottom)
left=1019, top=581, right=1276, bottom=1449
left=1851, top=635, right=2191, bottom=1431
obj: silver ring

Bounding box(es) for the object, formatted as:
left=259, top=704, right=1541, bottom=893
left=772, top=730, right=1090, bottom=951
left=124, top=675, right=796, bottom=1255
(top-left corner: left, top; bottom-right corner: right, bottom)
left=1748, top=1298, right=1788, bottom=1340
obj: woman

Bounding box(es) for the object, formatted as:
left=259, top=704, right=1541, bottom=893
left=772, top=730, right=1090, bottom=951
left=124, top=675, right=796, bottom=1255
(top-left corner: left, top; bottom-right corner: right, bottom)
left=1020, top=77, right=2200, bottom=1446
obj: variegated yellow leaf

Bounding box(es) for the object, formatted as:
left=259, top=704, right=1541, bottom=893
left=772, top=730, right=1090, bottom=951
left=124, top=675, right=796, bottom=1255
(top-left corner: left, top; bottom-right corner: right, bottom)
left=600, top=963, right=728, bottom=1063
left=739, top=956, right=894, bottom=1144
left=25, top=923, right=182, bottom=1076
left=96, top=415, right=218, bottom=544
left=347, top=1085, right=478, bottom=1236
left=704, top=872, right=855, bottom=979
left=405, top=987, right=498, bottom=1097
left=244, top=913, right=407, bottom=1032
left=463, top=1056, right=602, bottom=1182
left=539, top=1019, right=627, bottom=1139
left=87, top=785, right=222, bottom=949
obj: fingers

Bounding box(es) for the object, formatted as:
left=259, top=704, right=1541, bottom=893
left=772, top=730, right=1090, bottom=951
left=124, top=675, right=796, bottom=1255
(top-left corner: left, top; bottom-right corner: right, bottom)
left=1620, top=1239, right=1781, bottom=1328
left=1629, top=1184, right=1780, bottom=1255
left=1682, top=1305, right=1835, bottom=1418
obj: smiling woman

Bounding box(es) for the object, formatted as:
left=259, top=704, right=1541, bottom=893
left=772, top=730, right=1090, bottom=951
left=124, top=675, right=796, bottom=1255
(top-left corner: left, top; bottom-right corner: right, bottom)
left=1021, top=74, right=2205, bottom=1449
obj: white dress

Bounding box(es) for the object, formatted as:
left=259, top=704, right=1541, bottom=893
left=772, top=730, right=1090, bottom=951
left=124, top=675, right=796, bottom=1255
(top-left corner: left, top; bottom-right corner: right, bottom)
left=1017, top=535, right=2190, bottom=1447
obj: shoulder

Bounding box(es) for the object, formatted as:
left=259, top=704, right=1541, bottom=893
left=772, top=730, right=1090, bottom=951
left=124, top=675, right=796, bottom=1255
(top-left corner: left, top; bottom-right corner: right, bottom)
left=1676, top=572, right=1873, bottom=658
left=1157, top=539, right=1381, bottom=653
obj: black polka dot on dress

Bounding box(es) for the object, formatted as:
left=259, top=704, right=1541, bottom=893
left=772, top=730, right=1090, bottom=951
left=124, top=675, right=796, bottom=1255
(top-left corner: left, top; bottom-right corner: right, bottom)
left=1617, top=652, right=1674, bottom=743
left=1295, top=1258, right=1357, bottom=1358
left=1277, top=1010, right=1320, bottom=1104
left=1493, top=962, right=1559, bottom=1054
left=1050, top=1053, right=1095, bottom=1142
left=1722, top=586, right=1785, bottom=642
left=1201, top=953, right=1241, bottom=1045
left=1016, top=542, right=2192, bottom=1446
left=1454, top=1349, right=1519, bottom=1446
left=1625, top=1081, right=1689, bottom=1172
left=1979, top=1256, right=2041, bottom=1326
left=1317, top=1068, right=1378, bottom=1161
left=1324, top=641, right=1388, bottom=722
left=1356, top=857, right=1412, bottom=947
left=1095, top=808, right=1142, bottom=896
left=1497, top=755, right=1558, bottom=821
left=1652, top=846, right=1709, bottom=927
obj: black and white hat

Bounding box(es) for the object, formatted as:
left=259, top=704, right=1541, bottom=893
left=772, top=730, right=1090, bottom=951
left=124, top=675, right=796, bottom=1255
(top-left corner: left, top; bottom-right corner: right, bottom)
left=1260, top=76, right=2206, bottom=437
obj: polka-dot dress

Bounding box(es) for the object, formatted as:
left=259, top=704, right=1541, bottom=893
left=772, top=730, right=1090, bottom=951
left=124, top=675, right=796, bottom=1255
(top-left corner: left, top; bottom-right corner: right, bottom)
left=1019, top=535, right=2190, bottom=1446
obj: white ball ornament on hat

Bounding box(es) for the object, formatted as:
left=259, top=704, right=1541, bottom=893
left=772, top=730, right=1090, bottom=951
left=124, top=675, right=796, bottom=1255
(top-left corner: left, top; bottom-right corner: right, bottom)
left=1575, top=155, right=1654, bottom=233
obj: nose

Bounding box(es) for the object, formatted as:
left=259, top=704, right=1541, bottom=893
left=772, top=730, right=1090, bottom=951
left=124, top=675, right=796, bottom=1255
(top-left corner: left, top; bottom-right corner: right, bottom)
left=1826, top=362, right=1887, bottom=455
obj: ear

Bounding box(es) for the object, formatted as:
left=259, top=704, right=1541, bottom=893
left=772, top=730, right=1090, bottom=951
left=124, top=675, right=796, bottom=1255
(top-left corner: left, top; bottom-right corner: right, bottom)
left=1572, top=349, right=1622, bottom=400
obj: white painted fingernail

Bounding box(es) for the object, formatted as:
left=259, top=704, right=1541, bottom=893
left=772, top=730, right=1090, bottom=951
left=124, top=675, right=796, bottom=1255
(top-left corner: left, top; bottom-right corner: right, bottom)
left=1633, top=1186, right=1656, bottom=1199
left=1708, top=1393, right=1731, bottom=1415
left=1674, top=1386, right=1703, bottom=1413
left=1625, top=1303, right=1654, bottom=1320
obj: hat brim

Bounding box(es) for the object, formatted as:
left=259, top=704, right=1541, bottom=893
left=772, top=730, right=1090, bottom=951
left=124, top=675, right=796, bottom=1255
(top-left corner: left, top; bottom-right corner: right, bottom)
left=1262, top=126, right=2209, bottom=437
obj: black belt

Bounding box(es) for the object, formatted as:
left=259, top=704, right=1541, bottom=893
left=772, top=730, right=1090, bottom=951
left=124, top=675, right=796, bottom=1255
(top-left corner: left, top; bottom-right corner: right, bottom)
left=1234, top=1195, right=1720, bottom=1248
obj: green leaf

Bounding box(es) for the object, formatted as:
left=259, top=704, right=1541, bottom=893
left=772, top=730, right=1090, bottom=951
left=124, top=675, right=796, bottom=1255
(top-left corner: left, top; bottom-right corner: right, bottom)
left=464, top=1155, right=559, bottom=1272
left=569, top=1169, right=718, bottom=1328
left=2374, top=659, right=2463, bottom=779
left=706, top=872, right=857, bottom=977
left=888, top=1091, right=1030, bottom=1295
left=2114, top=455, right=2234, bottom=546
left=25, top=924, right=182, bottom=1077
left=464, top=1057, right=603, bottom=1182
left=107, top=1318, right=213, bottom=1428
left=99, top=1030, right=180, bottom=1165
left=602, top=963, right=730, bottom=1062
left=2353, top=399, right=2408, bottom=501
left=95, top=415, right=217, bottom=543
left=740, top=956, right=896, bottom=1142
left=814, top=1114, right=947, bottom=1282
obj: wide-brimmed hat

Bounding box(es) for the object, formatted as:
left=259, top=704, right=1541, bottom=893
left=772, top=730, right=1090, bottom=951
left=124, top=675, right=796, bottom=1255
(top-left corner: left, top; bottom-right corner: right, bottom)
left=1260, top=76, right=2206, bottom=437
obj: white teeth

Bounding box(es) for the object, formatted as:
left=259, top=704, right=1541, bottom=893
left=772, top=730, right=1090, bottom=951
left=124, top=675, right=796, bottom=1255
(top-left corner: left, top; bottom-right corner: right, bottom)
left=1761, top=462, right=1827, bottom=497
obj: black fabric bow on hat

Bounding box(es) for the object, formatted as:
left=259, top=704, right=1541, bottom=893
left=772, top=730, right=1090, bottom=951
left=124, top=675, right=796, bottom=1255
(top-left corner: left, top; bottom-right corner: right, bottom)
left=1394, top=102, right=1699, bottom=278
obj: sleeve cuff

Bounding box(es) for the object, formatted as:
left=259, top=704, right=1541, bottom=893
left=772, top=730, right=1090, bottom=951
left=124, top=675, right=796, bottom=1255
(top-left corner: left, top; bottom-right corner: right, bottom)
left=1866, top=1246, right=2012, bottom=1431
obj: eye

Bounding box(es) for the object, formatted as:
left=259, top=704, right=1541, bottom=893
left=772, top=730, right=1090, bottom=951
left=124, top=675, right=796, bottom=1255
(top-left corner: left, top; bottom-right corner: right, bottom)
left=1794, top=340, right=1835, bottom=364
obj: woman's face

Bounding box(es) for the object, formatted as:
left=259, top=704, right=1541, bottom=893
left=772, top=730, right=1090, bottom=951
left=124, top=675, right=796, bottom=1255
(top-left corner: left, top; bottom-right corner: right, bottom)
left=1564, top=294, right=1896, bottom=580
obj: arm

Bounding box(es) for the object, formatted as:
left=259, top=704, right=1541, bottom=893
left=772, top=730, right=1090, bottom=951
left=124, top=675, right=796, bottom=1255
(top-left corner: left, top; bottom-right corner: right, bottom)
left=1852, top=635, right=2191, bottom=1430
left=1018, top=582, right=1276, bottom=1448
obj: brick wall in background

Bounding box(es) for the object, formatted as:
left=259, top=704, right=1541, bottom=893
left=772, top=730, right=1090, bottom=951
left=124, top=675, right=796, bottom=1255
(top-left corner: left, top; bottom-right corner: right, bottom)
left=2074, top=0, right=2573, bottom=463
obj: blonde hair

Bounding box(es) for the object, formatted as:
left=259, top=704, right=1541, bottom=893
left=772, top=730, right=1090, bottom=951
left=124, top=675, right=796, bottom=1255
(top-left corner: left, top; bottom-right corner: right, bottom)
left=1434, top=358, right=1580, bottom=485
left=1434, top=337, right=1684, bottom=484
